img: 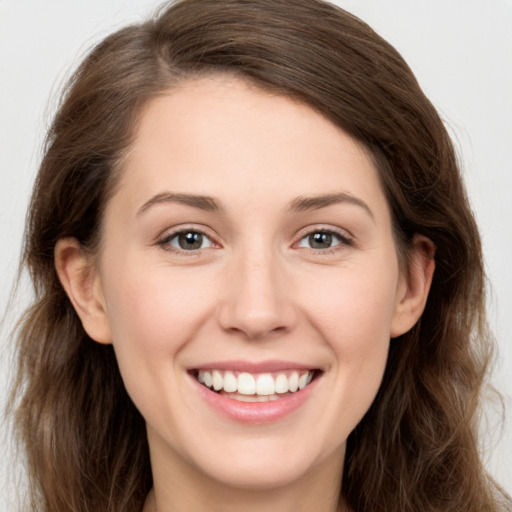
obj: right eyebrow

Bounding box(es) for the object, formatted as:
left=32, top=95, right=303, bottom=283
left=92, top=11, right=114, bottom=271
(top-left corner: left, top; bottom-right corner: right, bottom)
left=288, top=192, right=375, bottom=222
left=136, top=192, right=224, bottom=217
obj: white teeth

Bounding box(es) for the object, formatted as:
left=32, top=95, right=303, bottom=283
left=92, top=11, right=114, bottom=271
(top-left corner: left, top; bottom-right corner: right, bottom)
left=256, top=373, right=275, bottom=395
left=223, top=371, right=237, bottom=392
left=288, top=372, right=299, bottom=392
left=275, top=374, right=289, bottom=393
left=195, top=369, right=315, bottom=396
left=212, top=370, right=223, bottom=391
left=203, top=371, right=213, bottom=388
left=237, top=372, right=256, bottom=395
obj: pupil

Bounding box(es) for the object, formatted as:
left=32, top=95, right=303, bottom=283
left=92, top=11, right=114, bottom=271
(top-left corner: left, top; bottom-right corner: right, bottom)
left=178, top=232, right=203, bottom=250
left=309, top=232, right=332, bottom=249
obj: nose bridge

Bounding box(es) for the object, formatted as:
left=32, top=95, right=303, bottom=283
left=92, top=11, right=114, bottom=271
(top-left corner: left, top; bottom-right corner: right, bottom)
left=218, top=238, right=296, bottom=340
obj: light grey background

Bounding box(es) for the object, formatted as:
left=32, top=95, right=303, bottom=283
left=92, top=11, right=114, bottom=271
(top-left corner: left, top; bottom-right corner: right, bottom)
left=1, top=0, right=511, bottom=507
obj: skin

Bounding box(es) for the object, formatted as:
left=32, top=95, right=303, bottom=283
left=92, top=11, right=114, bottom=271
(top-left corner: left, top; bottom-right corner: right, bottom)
left=56, top=76, right=434, bottom=512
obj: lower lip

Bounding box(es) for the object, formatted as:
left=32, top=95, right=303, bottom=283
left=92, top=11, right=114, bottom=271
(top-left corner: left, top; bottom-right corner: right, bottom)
left=192, top=376, right=318, bottom=424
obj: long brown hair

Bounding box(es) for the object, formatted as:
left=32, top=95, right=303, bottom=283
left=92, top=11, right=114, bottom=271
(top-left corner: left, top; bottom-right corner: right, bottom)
left=10, top=0, right=509, bottom=510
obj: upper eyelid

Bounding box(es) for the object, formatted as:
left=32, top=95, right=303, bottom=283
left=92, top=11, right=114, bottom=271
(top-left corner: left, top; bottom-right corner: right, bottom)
left=158, top=225, right=217, bottom=242
left=291, top=227, right=355, bottom=255
left=157, top=228, right=219, bottom=255
left=162, top=229, right=213, bottom=243
left=155, top=224, right=353, bottom=248
left=294, top=225, right=354, bottom=242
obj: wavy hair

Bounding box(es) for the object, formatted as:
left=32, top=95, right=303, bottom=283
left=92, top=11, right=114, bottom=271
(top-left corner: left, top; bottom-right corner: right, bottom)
left=10, top=0, right=509, bottom=510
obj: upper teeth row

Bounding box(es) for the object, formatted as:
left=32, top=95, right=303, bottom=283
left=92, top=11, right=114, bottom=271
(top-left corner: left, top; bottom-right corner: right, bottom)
left=197, top=370, right=314, bottom=396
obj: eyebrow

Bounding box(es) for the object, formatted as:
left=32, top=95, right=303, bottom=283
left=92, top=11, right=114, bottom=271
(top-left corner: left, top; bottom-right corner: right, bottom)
left=288, top=192, right=375, bottom=220
left=137, top=192, right=224, bottom=216
left=137, top=190, right=374, bottom=220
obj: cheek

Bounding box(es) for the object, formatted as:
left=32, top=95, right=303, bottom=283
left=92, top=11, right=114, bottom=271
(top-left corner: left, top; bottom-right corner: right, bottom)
left=103, top=262, right=213, bottom=350
left=97, top=275, right=178, bottom=399
left=299, top=263, right=398, bottom=413
left=100, top=264, right=216, bottom=421
left=302, top=262, right=400, bottom=351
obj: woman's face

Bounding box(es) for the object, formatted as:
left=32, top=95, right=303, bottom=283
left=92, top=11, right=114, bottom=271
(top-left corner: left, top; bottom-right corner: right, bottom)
left=85, top=76, right=423, bottom=490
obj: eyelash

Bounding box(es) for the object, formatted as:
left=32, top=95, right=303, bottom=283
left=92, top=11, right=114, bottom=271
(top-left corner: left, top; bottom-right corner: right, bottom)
left=156, top=227, right=353, bottom=256
left=294, top=228, right=353, bottom=255
left=157, top=228, right=216, bottom=255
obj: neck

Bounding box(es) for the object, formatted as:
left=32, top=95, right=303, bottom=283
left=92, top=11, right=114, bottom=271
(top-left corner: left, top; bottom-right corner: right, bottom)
left=143, top=482, right=348, bottom=512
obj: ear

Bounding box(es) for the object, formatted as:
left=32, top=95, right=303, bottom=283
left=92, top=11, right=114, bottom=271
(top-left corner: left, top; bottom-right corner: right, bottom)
left=390, top=235, right=435, bottom=338
left=55, top=238, right=112, bottom=344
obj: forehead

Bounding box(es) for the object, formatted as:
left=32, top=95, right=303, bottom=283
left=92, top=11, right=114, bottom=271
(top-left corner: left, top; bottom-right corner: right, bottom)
left=113, top=76, right=388, bottom=218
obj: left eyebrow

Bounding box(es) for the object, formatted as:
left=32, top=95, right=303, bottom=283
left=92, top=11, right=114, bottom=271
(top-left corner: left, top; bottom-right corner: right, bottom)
left=136, top=192, right=224, bottom=217
left=288, top=193, right=375, bottom=221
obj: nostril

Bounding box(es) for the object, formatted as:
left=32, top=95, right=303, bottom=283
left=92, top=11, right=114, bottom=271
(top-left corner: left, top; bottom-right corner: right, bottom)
left=217, top=303, right=296, bottom=341
left=216, top=263, right=297, bottom=339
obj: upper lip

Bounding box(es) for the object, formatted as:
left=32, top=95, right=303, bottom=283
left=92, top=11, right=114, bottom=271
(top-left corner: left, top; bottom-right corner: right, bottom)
left=190, top=360, right=320, bottom=373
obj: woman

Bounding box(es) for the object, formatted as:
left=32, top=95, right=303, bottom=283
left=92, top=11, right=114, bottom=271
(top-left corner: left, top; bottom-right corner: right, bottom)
left=9, top=0, right=510, bottom=510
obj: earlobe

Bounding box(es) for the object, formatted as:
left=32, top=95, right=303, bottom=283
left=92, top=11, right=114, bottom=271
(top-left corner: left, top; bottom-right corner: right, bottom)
left=390, top=235, right=435, bottom=338
left=55, top=238, right=112, bottom=344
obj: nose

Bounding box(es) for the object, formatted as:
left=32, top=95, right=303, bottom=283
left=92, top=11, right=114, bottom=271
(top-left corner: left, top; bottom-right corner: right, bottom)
left=217, top=248, right=297, bottom=341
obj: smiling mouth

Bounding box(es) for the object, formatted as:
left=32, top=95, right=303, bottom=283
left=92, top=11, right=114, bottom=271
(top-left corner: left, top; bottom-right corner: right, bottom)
left=192, top=369, right=320, bottom=402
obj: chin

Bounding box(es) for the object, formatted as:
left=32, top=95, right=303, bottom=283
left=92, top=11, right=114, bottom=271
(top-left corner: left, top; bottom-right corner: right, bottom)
left=200, top=458, right=316, bottom=491
left=183, top=435, right=345, bottom=492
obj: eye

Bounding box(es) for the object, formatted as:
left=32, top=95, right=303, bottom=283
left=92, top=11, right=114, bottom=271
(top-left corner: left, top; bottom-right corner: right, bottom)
left=162, top=230, right=214, bottom=251
left=296, top=230, right=348, bottom=250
